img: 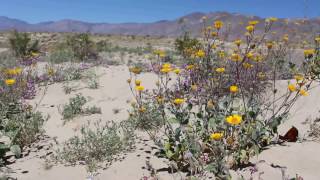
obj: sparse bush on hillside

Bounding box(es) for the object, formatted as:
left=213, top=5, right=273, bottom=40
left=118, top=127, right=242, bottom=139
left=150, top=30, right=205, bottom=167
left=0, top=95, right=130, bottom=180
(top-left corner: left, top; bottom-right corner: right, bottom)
left=175, top=32, right=201, bottom=58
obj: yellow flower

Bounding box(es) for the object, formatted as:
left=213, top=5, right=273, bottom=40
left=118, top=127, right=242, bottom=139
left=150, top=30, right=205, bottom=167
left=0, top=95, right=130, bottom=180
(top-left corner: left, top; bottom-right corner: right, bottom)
left=269, top=17, right=278, bottom=22
left=195, top=50, right=205, bottom=58
left=154, top=50, right=166, bottom=57
left=5, top=79, right=16, bottom=86
left=173, top=98, right=185, bottom=105
left=135, top=85, right=145, bottom=92
left=211, top=44, right=217, bottom=49
left=127, top=79, right=132, bottom=83
left=226, top=114, right=242, bottom=125
left=214, top=20, right=224, bottom=30
left=139, top=107, right=147, bottom=113
left=156, top=96, right=164, bottom=104
left=243, top=62, right=254, bottom=69
left=234, top=39, right=242, bottom=47
left=162, top=63, right=171, bottom=69
left=215, top=67, right=225, bottom=73
left=248, top=20, right=259, bottom=26
left=173, top=68, right=181, bottom=75
left=231, top=53, right=241, bottom=62
left=229, top=85, right=239, bottom=93
left=246, top=52, right=254, bottom=59
left=304, top=49, right=315, bottom=58
left=283, top=34, right=289, bottom=42
left=288, top=84, right=297, bottom=92
left=218, top=51, right=225, bottom=58
left=161, top=67, right=172, bottom=73
left=47, top=68, right=54, bottom=76
left=135, top=80, right=141, bottom=86
left=129, top=67, right=142, bottom=74
left=294, top=74, right=304, bottom=81
left=186, top=64, right=195, bottom=70
left=299, top=89, right=308, bottom=96
left=31, top=52, right=39, bottom=57
left=315, top=37, right=320, bottom=43
left=257, top=72, right=266, bottom=79
left=210, top=132, right=223, bottom=140
left=211, top=32, right=218, bottom=37
left=246, top=25, right=254, bottom=33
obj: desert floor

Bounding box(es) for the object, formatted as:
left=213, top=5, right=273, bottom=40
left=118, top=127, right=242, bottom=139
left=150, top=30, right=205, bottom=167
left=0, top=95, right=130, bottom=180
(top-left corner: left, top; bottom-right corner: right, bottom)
left=3, top=65, right=320, bottom=180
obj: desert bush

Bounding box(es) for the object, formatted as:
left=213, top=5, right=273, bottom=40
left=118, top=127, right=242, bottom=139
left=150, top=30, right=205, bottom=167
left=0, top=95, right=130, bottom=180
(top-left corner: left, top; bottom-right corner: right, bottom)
left=9, top=30, right=39, bottom=60
left=175, top=32, right=201, bottom=59
left=60, top=94, right=101, bottom=121
left=66, top=33, right=97, bottom=61
left=57, top=119, right=135, bottom=172
left=48, top=47, right=75, bottom=64
left=128, top=18, right=313, bottom=178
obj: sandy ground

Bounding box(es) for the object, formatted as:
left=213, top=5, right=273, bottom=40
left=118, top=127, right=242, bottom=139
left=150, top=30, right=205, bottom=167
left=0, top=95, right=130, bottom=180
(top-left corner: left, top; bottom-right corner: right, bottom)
left=3, top=65, right=320, bottom=180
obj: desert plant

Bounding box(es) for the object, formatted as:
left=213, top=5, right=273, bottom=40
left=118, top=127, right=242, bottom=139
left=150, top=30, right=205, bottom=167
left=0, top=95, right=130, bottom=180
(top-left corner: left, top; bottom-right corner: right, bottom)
left=9, top=30, right=39, bottom=60
left=60, top=94, right=101, bottom=121
left=128, top=18, right=313, bottom=178
left=57, top=119, right=134, bottom=172
left=66, top=33, right=97, bottom=61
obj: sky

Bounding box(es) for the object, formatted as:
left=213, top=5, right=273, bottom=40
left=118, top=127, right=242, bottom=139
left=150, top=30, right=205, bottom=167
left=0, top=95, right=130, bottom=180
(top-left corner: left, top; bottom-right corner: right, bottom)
left=0, top=0, right=319, bottom=23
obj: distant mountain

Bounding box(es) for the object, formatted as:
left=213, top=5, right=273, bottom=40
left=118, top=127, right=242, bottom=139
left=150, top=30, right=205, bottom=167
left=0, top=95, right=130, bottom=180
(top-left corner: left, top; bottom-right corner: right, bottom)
left=0, top=12, right=319, bottom=40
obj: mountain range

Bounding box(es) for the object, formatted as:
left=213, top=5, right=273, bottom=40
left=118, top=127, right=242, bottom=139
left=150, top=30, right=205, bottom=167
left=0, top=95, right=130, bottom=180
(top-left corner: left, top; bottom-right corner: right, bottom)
left=0, top=12, right=319, bottom=39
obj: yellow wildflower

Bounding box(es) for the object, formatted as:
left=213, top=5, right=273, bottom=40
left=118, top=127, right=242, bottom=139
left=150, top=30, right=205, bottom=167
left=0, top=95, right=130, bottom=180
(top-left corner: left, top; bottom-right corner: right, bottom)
left=226, top=114, right=242, bottom=125
left=246, top=25, right=254, bottom=33
left=288, top=84, right=297, bottom=92
left=249, top=20, right=259, bottom=26
left=214, top=20, right=224, bottom=30
left=173, top=98, right=185, bottom=105
left=139, top=107, right=147, bottom=113
left=218, top=51, right=225, bottom=58
left=234, top=39, right=242, bottom=47
left=5, top=79, right=16, bottom=86
left=186, top=64, right=195, bottom=70
left=129, top=67, right=142, bottom=74
left=299, top=89, right=308, bottom=96
left=211, top=32, right=218, bottom=37
left=127, top=79, right=132, bottom=83
left=246, top=52, right=254, bottom=59
left=195, top=50, right=205, bottom=58
left=294, top=74, right=304, bottom=81
left=243, top=62, right=254, bottom=69
left=215, top=67, right=225, bottom=73
left=283, top=34, right=289, bottom=42
left=231, top=53, right=241, bottom=62
left=135, top=85, right=145, bottom=92
left=229, top=85, right=239, bottom=93
left=173, top=68, right=181, bottom=75
left=135, top=80, right=141, bottom=86
left=315, top=37, right=320, bottom=43
left=210, top=132, right=223, bottom=140
left=31, top=52, right=39, bottom=57
left=304, top=49, right=315, bottom=58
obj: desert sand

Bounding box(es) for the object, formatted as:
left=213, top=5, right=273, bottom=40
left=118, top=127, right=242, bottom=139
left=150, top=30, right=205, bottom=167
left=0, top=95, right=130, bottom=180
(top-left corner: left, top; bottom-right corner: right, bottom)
left=3, top=65, right=320, bottom=180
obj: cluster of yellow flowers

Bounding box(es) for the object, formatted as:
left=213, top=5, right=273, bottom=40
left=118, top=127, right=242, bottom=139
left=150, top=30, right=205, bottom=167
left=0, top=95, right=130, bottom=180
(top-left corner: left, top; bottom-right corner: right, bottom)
left=287, top=75, right=308, bottom=96
left=161, top=63, right=172, bottom=73
left=6, top=67, right=22, bottom=76
left=154, top=49, right=166, bottom=58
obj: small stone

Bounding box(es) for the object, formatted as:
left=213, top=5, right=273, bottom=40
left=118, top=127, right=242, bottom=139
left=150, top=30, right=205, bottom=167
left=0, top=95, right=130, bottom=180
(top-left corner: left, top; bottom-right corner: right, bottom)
left=21, top=170, right=29, bottom=174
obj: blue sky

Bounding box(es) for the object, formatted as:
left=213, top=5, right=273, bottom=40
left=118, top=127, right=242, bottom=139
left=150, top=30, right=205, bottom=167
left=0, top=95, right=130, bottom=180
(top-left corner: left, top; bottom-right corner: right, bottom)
left=1, top=0, right=319, bottom=23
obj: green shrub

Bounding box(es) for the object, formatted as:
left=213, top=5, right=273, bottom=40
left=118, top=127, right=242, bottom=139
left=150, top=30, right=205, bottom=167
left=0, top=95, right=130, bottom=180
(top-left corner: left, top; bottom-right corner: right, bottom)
left=9, top=30, right=39, bottom=59
left=60, top=94, right=101, bottom=121
left=66, top=33, right=97, bottom=61
left=57, top=119, right=134, bottom=172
